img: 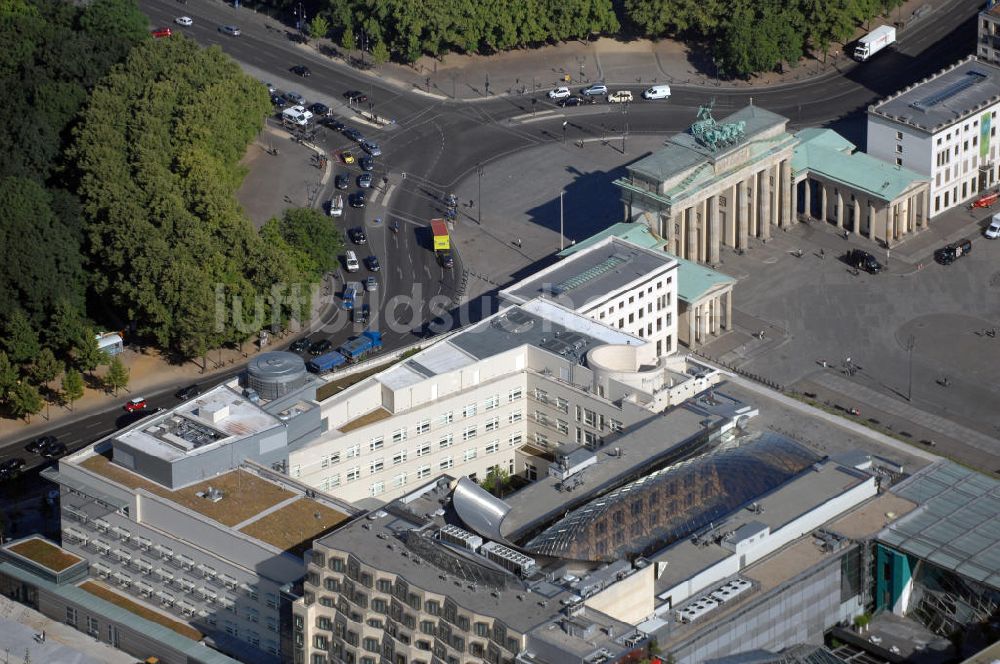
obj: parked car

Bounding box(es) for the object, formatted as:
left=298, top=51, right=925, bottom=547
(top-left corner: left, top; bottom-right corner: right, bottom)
left=40, top=442, right=67, bottom=459
left=343, top=127, right=364, bottom=142
left=607, top=90, right=634, bottom=104
left=934, top=239, right=972, bottom=265
left=218, top=24, right=241, bottom=36
left=366, top=255, right=381, bottom=271
left=308, top=339, right=333, bottom=356
left=986, top=214, right=1000, bottom=239
left=335, top=173, right=350, bottom=190
left=358, top=173, right=373, bottom=188
left=350, top=227, right=368, bottom=244
left=344, top=90, right=368, bottom=104
left=359, top=156, right=374, bottom=172
left=151, top=27, right=172, bottom=38
left=845, top=249, right=882, bottom=274
left=309, top=102, right=330, bottom=117
left=329, top=195, right=344, bottom=217
left=174, top=384, right=200, bottom=400
left=174, top=16, right=193, bottom=26
left=124, top=397, right=148, bottom=412
left=289, top=338, right=310, bottom=353
left=558, top=97, right=583, bottom=108
left=350, top=191, right=366, bottom=208
left=283, top=91, right=304, bottom=105
left=438, top=251, right=454, bottom=269
left=0, top=458, right=26, bottom=476
left=360, top=141, right=382, bottom=156
left=580, top=83, right=608, bottom=96
left=547, top=87, right=571, bottom=100
left=320, top=117, right=345, bottom=131
left=27, top=435, right=57, bottom=454
left=341, top=151, right=356, bottom=165
left=365, top=276, right=378, bottom=292
left=271, top=94, right=287, bottom=108
left=291, top=65, right=311, bottom=77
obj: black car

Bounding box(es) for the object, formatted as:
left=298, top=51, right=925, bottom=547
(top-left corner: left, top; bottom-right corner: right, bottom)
left=309, top=102, right=330, bottom=117
left=27, top=435, right=57, bottom=454
left=934, top=238, right=972, bottom=265
left=558, top=96, right=583, bottom=107
left=366, top=255, right=381, bottom=271
left=350, top=192, right=366, bottom=209
left=321, top=118, right=346, bottom=131
left=41, top=442, right=67, bottom=459
left=344, top=90, right=368, bottom=104
left=292, top=65, right=311, bottom=77
left=343, top=127, right=364, bottom=142
left=289, top=338, right=310, bottom=353
left=350, top=227, right=368, bottom=244
left=354, top=304, right=370, bottom=326
left=359, top=156, right=374, bottom=172
left=845, top=249, right=882, bottom=274
left=271, top=94, right=287, bottom=108
left=335, top=173, right=350, bottom=190
left=438, top=250, right=454, bottom=269
left=0, top=458, right=26, bottom=475
left=308, top=339, right=333, bottom=355
left=358, top=173, right=373, bottom=188
left=175, top=384, right=200, bottom=400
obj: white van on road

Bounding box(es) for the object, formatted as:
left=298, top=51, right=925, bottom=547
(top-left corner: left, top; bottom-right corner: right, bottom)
left=986, top=213, right=1000, bottom=239
left=345, top=250, right=360, bottom=272
left=642, top=84, right=672, bottom=100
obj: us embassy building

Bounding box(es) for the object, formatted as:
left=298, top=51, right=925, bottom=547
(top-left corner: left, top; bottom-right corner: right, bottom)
left=616, top=103, right=930, bottom=264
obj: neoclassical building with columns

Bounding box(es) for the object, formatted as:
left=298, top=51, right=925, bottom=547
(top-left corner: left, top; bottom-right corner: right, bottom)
left=617, top=104, right=930, bottom=264
left=617, top=103, right=797, bottom=265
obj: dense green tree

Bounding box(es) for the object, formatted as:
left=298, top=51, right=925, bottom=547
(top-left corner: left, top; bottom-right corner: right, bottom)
left=2, top=309, right=41, bottom=367
left=371, top=39, right=390, bottom=65
left=72, top=328, right=104, bottom=377
left=272, top=208, right=344, bottom=277
left=103, top=355, right=129, bottom=395
left=29, top=348, right=62, bottom=387
left=341, top=25, right=357, bottom=50
left=0, top=352, right=18, bottom=402
left=61, top=368, right=85, bottom=411
left=46, top=299, right=86, bottom=357
left=0, top=179, right=86, bottom=327
left=9, top=381, right=44, bottom=422
left=308, top=15, right=330, bottom=41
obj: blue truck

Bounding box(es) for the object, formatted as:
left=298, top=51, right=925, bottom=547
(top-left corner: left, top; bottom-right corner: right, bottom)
left=338, top=330, right=383, bottom=361
left=341, top=282, right=362, bottom=311
left=307, top=351, right=347, bottom=374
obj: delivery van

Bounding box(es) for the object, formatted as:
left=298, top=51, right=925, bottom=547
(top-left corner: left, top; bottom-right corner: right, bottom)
left=986, top=213, right=1000, bottom=239
left=345, top=251, right=360, bottom=272
left=642, top=84, right=672, bottom=100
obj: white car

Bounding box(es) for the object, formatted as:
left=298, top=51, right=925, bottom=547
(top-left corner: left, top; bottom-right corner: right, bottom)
left=547, top=87, right=571, bottom=100
left=174, top=16, right=193, bottom=26
left=329, top=195, right=344, bottom=217
left=985, top=214, right=1000, bottom=239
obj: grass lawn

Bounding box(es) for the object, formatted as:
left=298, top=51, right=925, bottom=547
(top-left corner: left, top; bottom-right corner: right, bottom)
left=80, top=581, right=203, bottom=641
left=8, top=538, right=81, bottom=572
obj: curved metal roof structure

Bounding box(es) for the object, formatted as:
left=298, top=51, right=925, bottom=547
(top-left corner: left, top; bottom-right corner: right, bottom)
left=452, top=477, right=512, bottom=544
left=523, top=434, right=821, bottom=562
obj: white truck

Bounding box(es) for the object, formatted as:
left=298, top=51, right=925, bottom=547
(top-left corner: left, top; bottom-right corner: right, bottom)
left=854, top=25, right=896, bottom=61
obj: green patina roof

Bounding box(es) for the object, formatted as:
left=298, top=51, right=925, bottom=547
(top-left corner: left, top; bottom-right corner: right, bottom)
left=629, top=105, right=791, bottom=182
left=793, top=129, right=927, bottom=202
left=559, top=223, right=734, bottom=303
left=0, top=562, right=242, bottom=664
left=557, top=222, right=661, bottom=257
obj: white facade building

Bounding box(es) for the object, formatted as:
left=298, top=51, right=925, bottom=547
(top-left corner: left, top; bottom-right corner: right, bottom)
left=500, top=237, right=680, bottom=358
left=867, top=56, right=1000, bottom=217
left=291, top=297, right=720, bottom=506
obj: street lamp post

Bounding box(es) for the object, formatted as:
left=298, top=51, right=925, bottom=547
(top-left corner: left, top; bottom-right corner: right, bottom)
left=476, top=163, right=485, bottom=225
left=562, top=120, right=568, bottom=143
left=905, top=334, right=915, bottom=401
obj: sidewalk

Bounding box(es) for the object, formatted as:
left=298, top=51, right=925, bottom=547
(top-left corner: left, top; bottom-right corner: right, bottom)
left=265, top=0, right=950, bottom=101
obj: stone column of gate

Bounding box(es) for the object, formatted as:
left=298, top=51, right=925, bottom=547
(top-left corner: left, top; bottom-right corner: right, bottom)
left=803, top=179, right=812, bottom=221
left=836, top=190, right=844, bottom=228
left=708, top=195, right=721, bottom=265
left=669, top=211, right=681, bottom=255
left=922, top=189, right=930, bottom=227
left=820, top=183, right=828, bottom=224
left=687, top=205, right=699, bottom=262
left=780, top=159, right=792, bottom=228
left=760, top=168, right=771, bottom=241
left=737, top=179, right=749, bottom=250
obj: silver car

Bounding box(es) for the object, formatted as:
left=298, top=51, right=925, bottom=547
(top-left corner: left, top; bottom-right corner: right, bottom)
left=365, top=276, right=378, bottom=292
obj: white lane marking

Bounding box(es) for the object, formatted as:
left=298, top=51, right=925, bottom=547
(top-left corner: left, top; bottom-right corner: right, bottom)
left=382, top=184, right=396, bottom=207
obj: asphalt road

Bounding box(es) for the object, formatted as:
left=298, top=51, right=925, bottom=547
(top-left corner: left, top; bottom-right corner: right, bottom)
left=0, top=0, right=980, bottom=473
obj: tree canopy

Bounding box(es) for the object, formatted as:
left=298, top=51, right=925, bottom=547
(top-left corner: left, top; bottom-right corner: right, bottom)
left=71, top=36, right=304, bottom=355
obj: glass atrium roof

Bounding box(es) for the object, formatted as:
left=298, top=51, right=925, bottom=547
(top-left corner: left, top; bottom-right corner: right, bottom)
left=523, top=433, right=820, bottom=562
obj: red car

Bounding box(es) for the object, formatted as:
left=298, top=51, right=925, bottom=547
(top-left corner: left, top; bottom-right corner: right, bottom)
left=124, top=397, right=148, bottom=412
left=151, top=27, right=172, bottom=38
